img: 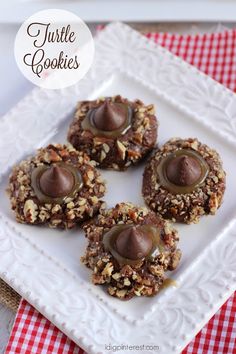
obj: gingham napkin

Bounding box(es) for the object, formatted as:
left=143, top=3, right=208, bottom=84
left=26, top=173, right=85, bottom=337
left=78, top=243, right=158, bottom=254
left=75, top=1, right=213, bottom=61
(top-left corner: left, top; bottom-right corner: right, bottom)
left=6, top=29, right=236, bottom=354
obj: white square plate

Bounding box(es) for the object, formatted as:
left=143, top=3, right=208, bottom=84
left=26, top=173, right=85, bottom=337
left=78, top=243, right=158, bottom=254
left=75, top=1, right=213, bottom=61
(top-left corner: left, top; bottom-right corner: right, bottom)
left=0, top=23, right=236, bottom=354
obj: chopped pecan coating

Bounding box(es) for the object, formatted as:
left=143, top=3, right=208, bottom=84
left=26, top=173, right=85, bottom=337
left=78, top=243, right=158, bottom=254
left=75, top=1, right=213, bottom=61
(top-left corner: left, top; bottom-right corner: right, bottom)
left=143, top=138, right=226, bottom=224
left=68, top=95, right=158, bottom=170
left=7, top=144, right=106, bottom=229
left=81, top=203, right=181, bottom=300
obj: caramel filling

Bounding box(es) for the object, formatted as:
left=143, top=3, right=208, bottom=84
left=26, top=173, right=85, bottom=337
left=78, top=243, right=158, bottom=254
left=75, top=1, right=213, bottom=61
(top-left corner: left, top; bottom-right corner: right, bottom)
left=82, top=103, right=132, bottom=138
left=31, top=162, right=83, bottom=204
left=157, top=149, right=209, bottom=194
left=102, top=224, right=166, bottom=266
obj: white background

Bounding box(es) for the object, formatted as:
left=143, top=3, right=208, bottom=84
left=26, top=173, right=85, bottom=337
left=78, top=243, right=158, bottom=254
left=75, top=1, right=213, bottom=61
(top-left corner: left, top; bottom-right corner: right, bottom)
left=0, top=20, right=234, bottom=353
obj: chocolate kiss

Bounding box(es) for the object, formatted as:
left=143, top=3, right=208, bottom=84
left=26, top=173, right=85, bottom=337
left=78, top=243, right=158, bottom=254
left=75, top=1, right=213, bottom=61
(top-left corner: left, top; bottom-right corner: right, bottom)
left=39, top=165, right=75, bottom=198
left=92, top=100, right=127, bottom=131
left=166, top=155, right=202, bottom=186
left=115, top=226, right=153, bottom=260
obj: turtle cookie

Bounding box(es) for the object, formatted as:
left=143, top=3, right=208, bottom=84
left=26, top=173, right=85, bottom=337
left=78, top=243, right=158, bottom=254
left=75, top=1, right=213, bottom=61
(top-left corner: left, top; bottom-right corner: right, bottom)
left=81, top=202, right=181, bottom=300
left=142, top=138, right=226, bottom=224
left=67, top=95, right=158, bottom=170
left=7, top=144, right=106, bottom=229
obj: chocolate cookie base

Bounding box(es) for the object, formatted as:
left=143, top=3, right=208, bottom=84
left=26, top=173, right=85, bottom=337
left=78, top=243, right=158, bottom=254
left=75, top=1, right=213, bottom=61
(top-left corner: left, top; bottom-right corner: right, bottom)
left=67, top=95, right=158, bottom=170
left=7, top=144, right=106, bottom=229
left=81, top=203, right=181, bottom=300
left=143, top=138, right=226, bottom=224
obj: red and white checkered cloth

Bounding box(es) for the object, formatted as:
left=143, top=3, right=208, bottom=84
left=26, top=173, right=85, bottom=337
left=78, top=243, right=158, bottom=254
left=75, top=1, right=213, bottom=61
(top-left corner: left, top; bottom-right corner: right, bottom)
left=6, top=293, right=236, bottom=354
left=146, top=29, right=236, bottom=92
left=5, top=29, right=236, bottom=354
